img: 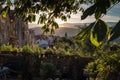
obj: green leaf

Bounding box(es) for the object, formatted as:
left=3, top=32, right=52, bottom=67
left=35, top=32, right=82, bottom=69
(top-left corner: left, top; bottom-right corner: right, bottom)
left=38, top=13, right=47, bottom=24
left=0, top=1, right=4, bottom=4
left=81, top=4, right=96, bottom=20
left=90, top=19, right=109, bottom=47
left=41, top=24, right=50, bottom=33
left=67, top=14, right=71, bottom=18
left=95, top=8, right=102, bottom=19
left=61, top=15, right=67, bottom=21
left=109, top=21, right=120, bottom=41
left=50, top=28, right=55, bottom=34
left=51, top=21, right=59, bottom=29
left=76, top=23, right=94, bottom=40
left=25, top=14, right=36, bottom=22
left=7, top=0, right=12, bottom=6
left=0, top=6, right=9, bottom=18
left=31, top=14, right=36, bottom=22
left=90, top=31, right=101, bottom=47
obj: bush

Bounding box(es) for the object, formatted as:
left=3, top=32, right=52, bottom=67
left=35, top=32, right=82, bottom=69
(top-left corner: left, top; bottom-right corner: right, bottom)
left=0, top=44, right=13, bottom=51
left=20, top=45, right=33, bottom=53
left=33, top=45, right=45, bottom=55
left=85, top=50, right=120, bottom=80
left=40, top=62, right=59, bottom=80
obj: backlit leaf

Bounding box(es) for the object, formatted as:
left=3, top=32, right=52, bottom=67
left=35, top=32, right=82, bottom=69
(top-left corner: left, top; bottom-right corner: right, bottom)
left=0, top=6, right=9, bottom=18
left=90, top=19, right=109, bottom=47
left=38, top=13, right=47, bottom=24
left=7, top=0, right=12, bottom=6
left=61, top=15, right=67, bottom=21
left=95, top=8, right=102, bottom=19
left=25, top=14, right=36, bottom=22
left=51, top=21, right=59, bottom=29
left=41, top=24, right=50, bottom=34
left=90, top=31, right=101, bottom=47
left=76, top=23, right=94, bottom=40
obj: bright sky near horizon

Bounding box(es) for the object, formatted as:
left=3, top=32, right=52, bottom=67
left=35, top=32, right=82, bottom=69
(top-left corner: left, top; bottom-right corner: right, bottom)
left=55, top=2, right=120, bottom=24
left=31, top=2, right=120, bottom=25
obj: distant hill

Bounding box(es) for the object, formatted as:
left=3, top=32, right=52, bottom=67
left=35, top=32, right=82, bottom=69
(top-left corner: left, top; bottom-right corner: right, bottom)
left=107, top=22, right=117, bottom=27
left=29, top=22, right=118, bottom=37
left=30, top=27, right=79, bottom=37
left=60, top=22, right=117, bottom=27
left=55, top=27, right=79, bottom=37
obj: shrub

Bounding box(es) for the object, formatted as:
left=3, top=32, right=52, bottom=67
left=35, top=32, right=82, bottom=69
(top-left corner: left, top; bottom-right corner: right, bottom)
left=20, top=45, right=33, bottom=53
left=33, top=45, right=45, bottom=55
left=40, top=62, right=59, bottom=80
left=0, top=44, right=13, bottom=51
left=85, top=50, right=120, bottom=80
left=45, top=49, right=54, bottom=55
left=33, top=45, right=41, bottom=54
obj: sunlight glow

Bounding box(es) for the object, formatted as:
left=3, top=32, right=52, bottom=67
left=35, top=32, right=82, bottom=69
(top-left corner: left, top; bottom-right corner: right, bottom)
left=55, top=19, right=66, bottom=24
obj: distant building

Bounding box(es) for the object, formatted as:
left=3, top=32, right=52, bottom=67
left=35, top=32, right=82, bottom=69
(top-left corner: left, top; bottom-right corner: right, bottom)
left=0, top=10, right=30, bottom=47
left=35, top=35, right=54, bottom=49
left=36, top=39, right=49, bottom=49
left=65, top=32, right=68, bottom=38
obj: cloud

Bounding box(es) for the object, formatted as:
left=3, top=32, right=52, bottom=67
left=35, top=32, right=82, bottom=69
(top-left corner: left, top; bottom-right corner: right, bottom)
left=101, top=15, right=120, bottom=22
left=65, top=14, right=120, bottom=23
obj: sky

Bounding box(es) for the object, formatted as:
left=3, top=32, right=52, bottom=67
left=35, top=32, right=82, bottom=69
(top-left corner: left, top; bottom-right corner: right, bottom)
left=9, top=0, right=120, bottom=25
left=55, top=2, right=120, bottom=24
left=30, top=2, right=120, bottom=26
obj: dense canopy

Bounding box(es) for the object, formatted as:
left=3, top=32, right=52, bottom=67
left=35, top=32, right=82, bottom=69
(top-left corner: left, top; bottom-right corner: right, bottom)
left=0, top=0, right=85, bottom=34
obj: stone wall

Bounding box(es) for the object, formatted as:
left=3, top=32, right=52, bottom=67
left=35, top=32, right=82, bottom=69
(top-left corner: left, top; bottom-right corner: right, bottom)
left=0, top=11, right=29, bottom=47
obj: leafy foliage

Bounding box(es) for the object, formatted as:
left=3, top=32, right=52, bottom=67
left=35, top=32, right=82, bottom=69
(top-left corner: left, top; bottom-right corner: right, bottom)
left=81, top=4, right=96, bottom=20
left=76, top=23, right=93, bottom=40
left=33, top=45, right=42, bottom=54
left=80, top=0, right=120, bottom=47
left=0, top=6, right=9, bottom=18
left=81, top=0, right=120, bottom=19
left=25, top=14, right=36, bottom=22
left=77, top=19, right=109, bottom=47
left=90, top=20, right=109, bottom=47
left=38, top=13, right=47, bottom=24
left=85, top=50, right=120, bottom=80
left=20, top=45, right=33, bottom=53
left=0, top=44, right=13, bottom=51
left=109, top=21, right=120, bottom=41
left=0, top=0, right=84, bottom=33
left=40, top=62, right=58, bottom=79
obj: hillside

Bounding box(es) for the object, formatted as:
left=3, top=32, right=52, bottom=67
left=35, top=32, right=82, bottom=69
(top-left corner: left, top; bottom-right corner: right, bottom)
left=30, top=27, right=79, bottom=37
left=29, top=22, right=117, bottom=37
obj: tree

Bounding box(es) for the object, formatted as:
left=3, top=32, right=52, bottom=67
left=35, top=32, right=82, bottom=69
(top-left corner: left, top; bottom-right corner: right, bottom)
left=78, top=0, right=120, bottom=47
left=0, top=0, right=120, bottom=46
left=0, top=0, right=87, bottom=34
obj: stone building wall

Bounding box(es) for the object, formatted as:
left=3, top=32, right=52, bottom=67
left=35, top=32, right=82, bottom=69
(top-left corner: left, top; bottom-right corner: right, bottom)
left=29, top=29, right=35, bottom=49
left=0, top=10, right=30, bottom=47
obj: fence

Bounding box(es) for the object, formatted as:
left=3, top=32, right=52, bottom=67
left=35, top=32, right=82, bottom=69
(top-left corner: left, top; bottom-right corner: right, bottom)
left=0, top=51, right=93, bottom=80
